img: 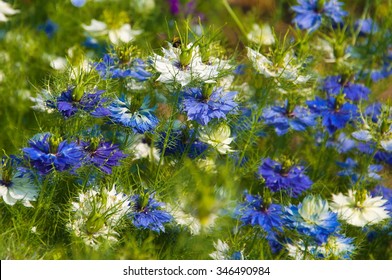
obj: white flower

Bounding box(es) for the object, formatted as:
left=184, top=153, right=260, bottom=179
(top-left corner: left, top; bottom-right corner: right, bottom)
left=209, top=239, right=230, bottom=260
left=67, top=185, right=130, bottom=248
left=287, top=241, right=316, bottom=260
left=287, top=235, right=355, bottom=260
left=247, top=47, right=310, bottom=84
left=330, top=190, right=390, bottom=227
left=132, top=0, right=155, bottom=14
left=30, top=89, right=55, bottom=113
left=130, top=138, right=160, bottom=163
left=165, top=203, right=203, bottom=235
left=199, top=124, right=234, bottom=154
left=247, top=23, right=275, bottom=45
left=49, top=57, right=68, bottom=70
left=351, top=121, right=392, bottom=152
left=82, top=19, right=142, bottom=45
left=0, top=171, right=38, bottom=207
left=151, top=43, right=220, bottom=87
left=209, top=239, right=244, bottom=260
left=0, top=1, right=19, bottom=22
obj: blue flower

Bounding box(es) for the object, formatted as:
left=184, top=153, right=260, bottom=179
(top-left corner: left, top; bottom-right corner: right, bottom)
left=157, top=127, right=208, bottom=159
left=71, top=0, right=86, bottom=7
left=355, top=19, right=379, bottom=36
left=262, top=100, right=316, bottom=135
left=81, top=140, right=127, bottom=174
left=38, top=20, right=58, bottom=38
left=284, top=195, right=340, bottom=244
left=0, top=156, right=39, bottom=207
left=365, top=102, right=383, bottom=124
left=23, top=133, right=84, bottom=175
left=336, top=158, right=383, bottom=182
left=307, top=96, right=358, bottom=134
left=47, top=87, right=109, bottom=119
left=371, top=186, right=392, bottom=215
left=258, top=158, right=312, bottom=197
left=325, top=132, right=357, bottom=153
left=103, top=95, right=159, bottom=134
left=94, top=54, right=152, bottom=81
left=323, top=75, right=370, bottom=101
left=236, top=193, right=283, bottom=236
left=292, top=0, right=347, bottom=32
left=182, top=87, right=238, bottom=126
left=128, top=193, right=173, bottom=233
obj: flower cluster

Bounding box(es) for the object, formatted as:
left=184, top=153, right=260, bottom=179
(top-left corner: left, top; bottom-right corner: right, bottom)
left=1, top=0, right=391, bottom=261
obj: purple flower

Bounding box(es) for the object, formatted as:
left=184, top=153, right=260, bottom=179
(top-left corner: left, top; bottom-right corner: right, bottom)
left=292, top=0, right=347, bottom=32
left=262, top=100, right=316, bottom=135
left=168, top=0, right=180, bottom=15
left=47, top=87, right=109, bottom=119
left=323, top=75, right=371, bottom=101
left=23, top=133, right=83, bottom=175
left=81, top=140, right=127, bottom=174
left=94, top=54, right=151, bottom=81
left=258, top=158, right=312, bottom=197
left=128, top=193, right=172, bottom=233
left=236, top=193, right=283, bottom=235
left=307, top=96, right=358, bottom=134
left=182, top=87, right=238, bottom=126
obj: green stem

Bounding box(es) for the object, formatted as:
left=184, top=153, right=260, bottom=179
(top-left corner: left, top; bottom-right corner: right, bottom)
left=222, top=0, right=247, bottom=38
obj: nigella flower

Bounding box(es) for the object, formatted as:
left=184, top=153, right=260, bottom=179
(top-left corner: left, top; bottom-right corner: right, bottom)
left=0, top=1, right=19, bottom=22
left=291, top=0, right=347, bottom=32
left=182, top=87, right=238, bottom=126
left=0, top=157, right=39, bottom=207
left=82, top=19, right=142, bottom=45
left=284, top=195, right=340, bottom=244
left=307, top=95, right=358, bottom=134
left=80, top=139, right=127, bottom=174
left=236, top=193, right=283, bottom=237
left=355, top=19, right=379, bottom=36
left=371, top=186, right=392, bottom=214
left=247, top=47, right=310, bottom=83
left=67, top=185, right=130, bottom=249
left=102, top=95, right=159, bottom=134
left=336, top=158, right=383, bottom=182
left=157, top=126, right=208, bottom=159
left=198, top=123, right=235, bottom=154
left=23, top=133, right=84, bottom=175
left=128, top=193, right=173, bottom=233
left=94, top=54, right=151, bottom=81
left=258, top=158, right=312, bottom=197
left=209, top=239, right=244, bottom=260
left=365, top=102, right=382, bottom=123
left=38, top=19, right=58, bottom=38
left=262, top=100, right=316, bottom=135
left=325, top=132, right=356, bottom=153
left=71, top=0, right=86, bottom=7
left=47, top=87, right=109, bottom=119
left=330, top=189, right=390, bottom=227
left=323, top=75, right=371, bottom=101
left=168, top=0, right=180, bottom=15
left=287, top=234, right=354, bottom=260
left=151, top=42, right=220, bottom=87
